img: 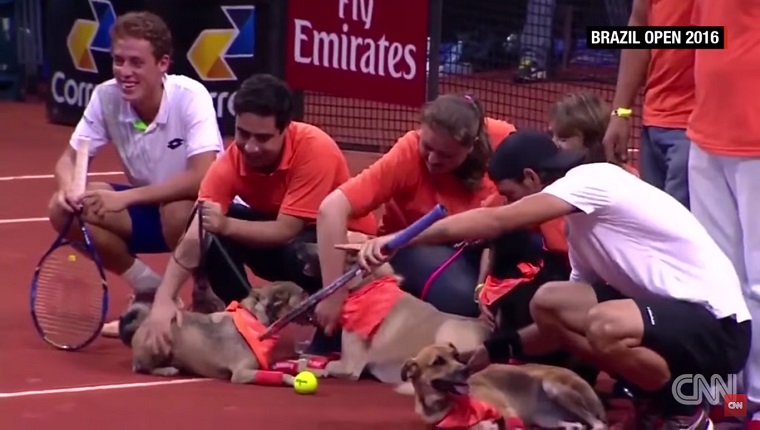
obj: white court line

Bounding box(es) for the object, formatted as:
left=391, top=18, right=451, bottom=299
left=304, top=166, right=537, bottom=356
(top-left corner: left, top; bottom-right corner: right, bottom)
left=0, top=378, right=211, bottom=399
left=0, top=172, right=122, bottom=182
left=0, top=217, right=48, bottom=225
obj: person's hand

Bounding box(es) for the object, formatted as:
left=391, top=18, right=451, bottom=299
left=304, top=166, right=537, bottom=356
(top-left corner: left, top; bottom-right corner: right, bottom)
left=140, top=298, right=182, bottom=356
left=199, top=201, right=230, bottom=235
left=51, top=188, right=83, bottom=213
left=314, top=293, right=345, bottom=335
left=602, top=115, right=631, bottom=164
left=354, top=234, right=397, bottom=271
left=82, top=189, right=132, bottom=217
left=479, top=302, right=496, bottom=330
left=458, top=345, right=491, bottom=374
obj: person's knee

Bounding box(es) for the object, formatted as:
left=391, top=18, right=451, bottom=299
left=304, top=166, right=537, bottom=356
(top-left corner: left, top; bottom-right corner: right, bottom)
left=529, top=281, right=577, bottom=321
left=427, top=278, right=479, bottom=317
left=47, top=182, right=114, bottom=232
left=585, top=299, right=643, bottom=355
left=159, top=200, right=195, bottom=249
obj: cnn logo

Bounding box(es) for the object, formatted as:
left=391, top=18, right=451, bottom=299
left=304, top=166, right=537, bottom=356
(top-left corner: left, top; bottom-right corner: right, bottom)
left=724, top=394, right=747, bottom=417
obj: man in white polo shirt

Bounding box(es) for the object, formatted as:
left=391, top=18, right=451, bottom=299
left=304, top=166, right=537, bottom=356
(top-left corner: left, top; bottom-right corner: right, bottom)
left=47, top=11, right=222, bottom=337
left=356, top=131, right=751, bottom=429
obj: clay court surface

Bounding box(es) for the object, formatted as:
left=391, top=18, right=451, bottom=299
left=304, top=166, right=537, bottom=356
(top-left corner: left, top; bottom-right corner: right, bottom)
left=0, top=102, right=632, bottom=428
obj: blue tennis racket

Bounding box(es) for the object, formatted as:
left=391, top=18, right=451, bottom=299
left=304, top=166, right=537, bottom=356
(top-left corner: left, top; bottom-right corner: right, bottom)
left=30, top=139, right=109, bottom=351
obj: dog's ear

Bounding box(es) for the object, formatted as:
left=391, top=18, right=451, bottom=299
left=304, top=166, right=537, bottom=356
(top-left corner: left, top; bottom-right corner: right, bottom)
left=400, top=359, right=420, bottom=382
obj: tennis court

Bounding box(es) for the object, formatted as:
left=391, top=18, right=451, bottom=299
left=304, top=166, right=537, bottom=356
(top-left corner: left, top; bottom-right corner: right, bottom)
left=0, top=102, right=636, bottom=428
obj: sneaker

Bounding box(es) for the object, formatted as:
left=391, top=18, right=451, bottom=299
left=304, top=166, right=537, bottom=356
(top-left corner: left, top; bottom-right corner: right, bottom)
left=101, top=295, right=184, bottom=338
left=514, top=58, right=547, bottom=83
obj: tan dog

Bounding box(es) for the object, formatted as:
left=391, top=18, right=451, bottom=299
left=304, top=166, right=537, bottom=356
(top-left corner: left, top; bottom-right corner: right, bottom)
left=401, top=344, right=607, bottom=429
left=298, top=233, right=491, bottom=387
left=118, top=282, right=308, bottom=384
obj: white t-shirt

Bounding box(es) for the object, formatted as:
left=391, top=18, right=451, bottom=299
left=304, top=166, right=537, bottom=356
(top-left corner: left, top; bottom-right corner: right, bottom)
left=69, top=74, right=224, bottom=187
left=542, top=162, right=750, bottom=322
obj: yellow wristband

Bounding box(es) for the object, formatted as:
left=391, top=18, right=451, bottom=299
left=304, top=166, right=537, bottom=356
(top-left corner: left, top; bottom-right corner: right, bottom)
left=612, top=108, right=633, bottom=119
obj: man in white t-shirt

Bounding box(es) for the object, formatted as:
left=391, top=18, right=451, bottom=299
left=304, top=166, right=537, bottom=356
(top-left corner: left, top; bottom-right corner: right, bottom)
left=356, top=130, right=751, bottom=429
left=47, top=12, right=222, bottom=337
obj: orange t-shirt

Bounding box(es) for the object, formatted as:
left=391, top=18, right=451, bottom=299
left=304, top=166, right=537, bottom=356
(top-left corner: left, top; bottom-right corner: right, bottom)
left=643, top=0, right=696, bottom=129
left=199, top=121, right=377, bottom=235
left=339, top=118, right=516, bottom=235
left=687, top=0, right=760, bottom=156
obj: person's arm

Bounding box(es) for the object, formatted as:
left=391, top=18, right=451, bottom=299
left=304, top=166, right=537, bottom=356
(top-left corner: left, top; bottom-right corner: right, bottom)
left=154, top=214, right=202, bottom=304
left=317, top=134, right=416, bottom=290
left=610, top=0, right=650, bottom=110
left=121, top=88, right=222, bottom=205
left=57, top=85, right=110, bottom=190
left=409, top=193, right=577, bottom=247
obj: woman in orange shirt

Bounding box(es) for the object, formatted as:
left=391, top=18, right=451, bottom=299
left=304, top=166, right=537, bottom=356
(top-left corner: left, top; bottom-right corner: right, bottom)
left=315, top=94, right=515, bottom=333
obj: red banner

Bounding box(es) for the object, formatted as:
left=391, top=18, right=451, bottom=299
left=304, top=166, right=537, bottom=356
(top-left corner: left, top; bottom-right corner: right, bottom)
left=286, top=0, right=429, bottom=107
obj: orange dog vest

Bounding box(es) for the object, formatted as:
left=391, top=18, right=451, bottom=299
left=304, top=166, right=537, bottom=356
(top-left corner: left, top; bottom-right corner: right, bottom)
left=478, top=262, right=542, bottom=307
left=435, top=395, right=528, bottom=429
left=226, top=301, right=278, bottom=370
left=341, top=276, right=405, bottom=341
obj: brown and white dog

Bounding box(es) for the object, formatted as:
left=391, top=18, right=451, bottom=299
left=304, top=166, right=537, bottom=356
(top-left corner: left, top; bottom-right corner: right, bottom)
left=297, top=233, right=491, bottom=388
left=118, top=282, right=308, bottom=384
left=402, top=343, right=608, bottom=429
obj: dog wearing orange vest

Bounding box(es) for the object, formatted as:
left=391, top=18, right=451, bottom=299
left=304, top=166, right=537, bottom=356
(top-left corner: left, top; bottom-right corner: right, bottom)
left=402, top=343, right=607, bottom=429
left=119, top=282, right=308, bottom=384
left=297, top=233, right=491, bottom=389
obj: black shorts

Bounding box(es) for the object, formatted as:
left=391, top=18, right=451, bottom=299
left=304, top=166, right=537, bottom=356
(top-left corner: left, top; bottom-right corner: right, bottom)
left=592, top=283, right=752, bottom=378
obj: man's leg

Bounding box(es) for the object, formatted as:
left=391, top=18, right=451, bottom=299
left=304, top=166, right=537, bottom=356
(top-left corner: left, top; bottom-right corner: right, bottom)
left=390, top=245, right=481, bottom=317
left=688, top=143, right=760, bottom=419
left=638, top=126, right=667, bottom=192
left=515, top=0, right=555, bottom=82
left=649, top=126, right=690, bottom=209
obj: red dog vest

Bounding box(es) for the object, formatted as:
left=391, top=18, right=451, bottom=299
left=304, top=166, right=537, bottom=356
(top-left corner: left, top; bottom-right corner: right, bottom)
left=435, top=395, right=526, bottom=429
left=341, top=276, right=405, bottom=341
left=226, top=301, right=278, bottom=370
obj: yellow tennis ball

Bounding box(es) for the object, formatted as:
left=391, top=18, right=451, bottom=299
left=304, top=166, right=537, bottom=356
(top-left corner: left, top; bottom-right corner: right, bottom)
left=293, top=371, right=318, bottom=394
left=68, top=254, right=77, bottom=262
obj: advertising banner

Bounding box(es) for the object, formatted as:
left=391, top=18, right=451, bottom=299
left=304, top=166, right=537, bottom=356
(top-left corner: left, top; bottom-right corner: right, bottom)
left=46, top=0, right=144, bottom=126
left=150, top=0, right=264, bottom=135
left=285, top=0, right=429, bottom=107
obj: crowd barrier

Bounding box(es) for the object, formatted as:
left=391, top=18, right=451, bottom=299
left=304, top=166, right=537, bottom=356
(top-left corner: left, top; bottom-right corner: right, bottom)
left=44, top=0, right=639, bottom=164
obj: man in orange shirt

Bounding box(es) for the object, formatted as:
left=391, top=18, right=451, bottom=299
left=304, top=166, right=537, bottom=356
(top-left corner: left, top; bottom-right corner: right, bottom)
left=688, top=0, right=760, bottom=425
left=131, top=74, right=377, bottom=354
left=603, top=0, right=694, bottom=209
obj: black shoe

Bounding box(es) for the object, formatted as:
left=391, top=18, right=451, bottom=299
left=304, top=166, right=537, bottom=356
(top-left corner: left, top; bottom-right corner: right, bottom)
left=514, top=58, right=547, bottom=83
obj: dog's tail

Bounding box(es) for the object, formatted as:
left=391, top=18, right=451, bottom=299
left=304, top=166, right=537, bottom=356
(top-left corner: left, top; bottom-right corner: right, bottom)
left=117, top=302, right=152, bottom=348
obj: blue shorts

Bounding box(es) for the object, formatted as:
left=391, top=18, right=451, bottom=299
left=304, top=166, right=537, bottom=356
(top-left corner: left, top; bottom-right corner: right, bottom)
left=109, top=183, right=170, bottom=254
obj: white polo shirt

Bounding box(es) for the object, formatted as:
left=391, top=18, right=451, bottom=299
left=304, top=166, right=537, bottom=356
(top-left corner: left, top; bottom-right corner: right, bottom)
left=542, top=162, right=750, bottom=322
left=70, top=74, right=223, bottom=187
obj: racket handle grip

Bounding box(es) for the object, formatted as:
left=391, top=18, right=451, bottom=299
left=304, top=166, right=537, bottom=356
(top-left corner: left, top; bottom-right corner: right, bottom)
left=382, top=204, right=447, bottom=252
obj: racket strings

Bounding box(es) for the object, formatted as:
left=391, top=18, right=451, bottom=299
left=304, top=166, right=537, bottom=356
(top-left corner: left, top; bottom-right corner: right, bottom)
left=34, top=246, right=104, bottom=346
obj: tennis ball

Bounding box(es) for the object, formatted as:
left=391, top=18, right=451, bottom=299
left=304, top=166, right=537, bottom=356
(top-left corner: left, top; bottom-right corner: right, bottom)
left=293, top=371, right=318, bottom=394
left=68, top=254, right=77, bottom=262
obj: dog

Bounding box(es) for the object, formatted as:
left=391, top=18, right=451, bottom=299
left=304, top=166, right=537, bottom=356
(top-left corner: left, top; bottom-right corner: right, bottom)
left=297, top=233, right=491, bottom=387
left=401, top=343, right=607, bottom=429
left=118, top=281, right=308, bottom=383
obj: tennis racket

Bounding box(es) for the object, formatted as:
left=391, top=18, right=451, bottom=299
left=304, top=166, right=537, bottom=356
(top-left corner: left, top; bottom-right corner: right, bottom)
left=259, top=204, right=448, bottom=340
left=30, top=138, right=109, bottom=351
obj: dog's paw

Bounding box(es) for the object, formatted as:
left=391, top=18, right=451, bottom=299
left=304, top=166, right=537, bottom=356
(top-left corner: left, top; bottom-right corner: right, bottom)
left=151, top=366, right=181, bottom=377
